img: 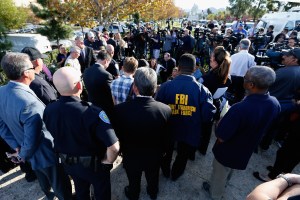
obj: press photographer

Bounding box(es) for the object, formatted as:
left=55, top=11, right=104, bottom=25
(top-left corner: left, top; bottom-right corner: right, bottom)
left=265, top=37, right=298, bottom=70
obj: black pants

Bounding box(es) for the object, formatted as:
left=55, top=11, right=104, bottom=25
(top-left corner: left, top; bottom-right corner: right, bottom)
left=35, top=164, right=72, bottom=200
left=268, top=120, right=300, bottom=179
left=123, top=154, right=161, bottom=200
left=199, top=122, right=214, bottom=155
left=63, top=162, right=111, bottom=200
left=161, top=141, right=195, bottom=178
left=0, top=138, right=15, bottom=173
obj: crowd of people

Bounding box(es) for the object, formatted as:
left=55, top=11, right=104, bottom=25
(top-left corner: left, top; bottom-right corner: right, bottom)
left=0, top=19, right=300, bottom=200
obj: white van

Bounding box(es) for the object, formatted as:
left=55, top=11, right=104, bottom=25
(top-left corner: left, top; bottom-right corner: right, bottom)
left=257, top=12, right=300, bottom=40
left=6, top=34, right=52, bottom=53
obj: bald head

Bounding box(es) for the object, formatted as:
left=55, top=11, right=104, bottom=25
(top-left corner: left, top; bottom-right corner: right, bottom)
left=53, top=67, right=82, bottom=96
left=106, top=44, right=114, bottom=51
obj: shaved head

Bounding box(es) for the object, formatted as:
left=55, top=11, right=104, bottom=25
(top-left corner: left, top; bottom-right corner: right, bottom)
left=53, top=67, right=82, bottom=96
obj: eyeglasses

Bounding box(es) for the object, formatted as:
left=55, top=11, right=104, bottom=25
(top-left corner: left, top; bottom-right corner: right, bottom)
left=23, top=67, right=35, bottom=73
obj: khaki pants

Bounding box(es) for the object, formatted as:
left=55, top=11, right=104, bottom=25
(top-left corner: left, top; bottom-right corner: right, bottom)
left=210, top=158, right=233, bottom=200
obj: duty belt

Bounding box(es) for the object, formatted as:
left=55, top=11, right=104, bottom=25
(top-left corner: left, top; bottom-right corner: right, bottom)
left=59, top=153, right=113, bottom=172
left=59, top=153, right=97, bottom=168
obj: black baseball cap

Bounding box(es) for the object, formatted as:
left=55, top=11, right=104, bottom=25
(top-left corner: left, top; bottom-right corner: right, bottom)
left=21, top=47, right=47, bottom=61
left=282, top=48, right=300, bottom=60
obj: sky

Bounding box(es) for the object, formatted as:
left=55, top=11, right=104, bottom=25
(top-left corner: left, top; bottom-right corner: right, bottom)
left=174, top=0, right=230, bottom=10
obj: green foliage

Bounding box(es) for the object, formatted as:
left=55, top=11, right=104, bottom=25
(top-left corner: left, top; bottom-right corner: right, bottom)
left=207, top=8, right=212, bottom=15
left=0, top=24, right=12, bottom=52
left=31, top=0, right=73, bottom=45
left=36, top=19, right=73, bottom=45
left=266, top=0, right=280, bottom=12
left=133, top=13, right=140, bottom=25
left=0, top=24, right=12, bottom=85
left=229, top=0, right=252, bottom=18
left=0, top=0, right=28, bottom=29
left=249, top=0, right=267, bottom=21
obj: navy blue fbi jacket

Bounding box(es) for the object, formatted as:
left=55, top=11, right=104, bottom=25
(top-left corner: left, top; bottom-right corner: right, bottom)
left=43, top=96, right=118, bottom=157
left=156, top=75, right=216, bottom=147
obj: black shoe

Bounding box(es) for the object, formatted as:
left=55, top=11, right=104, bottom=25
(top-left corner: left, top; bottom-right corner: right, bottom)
left=188, top=152, right=195, bottom=161
left=202, top=181, right=211, bottom=196
left=124, top=186, right=138, bottom=200
left=161, top=166, right=170, bottom=178
left=171, top=170, right=183, bottom=181
left=253, top=172, right=271, bottom=182
left=146, top=188, right=157, bottom=200
left=25, top=171, right=37, bottom=182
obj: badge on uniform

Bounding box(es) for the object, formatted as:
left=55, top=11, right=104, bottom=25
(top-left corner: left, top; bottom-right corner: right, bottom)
left=99, top=111, right=110, bottom=124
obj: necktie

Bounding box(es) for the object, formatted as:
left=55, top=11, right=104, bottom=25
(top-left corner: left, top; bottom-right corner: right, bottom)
left=81, top=49, right=85, bottom=60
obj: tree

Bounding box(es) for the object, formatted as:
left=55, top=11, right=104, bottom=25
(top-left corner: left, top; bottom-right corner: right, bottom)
left=266, top=0, right=280, bottom=11
left=207, top=8, right=212, bottom=15
left=0, top=0, right=28, bottom=29
left=228, top=0, right=252, bottom=18
left=207, top=14, right=216, bottom=20
left=31, top=0, right=73, bottom=45
left=249, top=0, right=267, bottom=21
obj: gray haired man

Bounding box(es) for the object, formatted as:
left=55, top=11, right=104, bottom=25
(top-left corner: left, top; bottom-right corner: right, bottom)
left=228, top=38, right=257, bottom=103
left=203, top=66, right=280, bottom=200
left=113, top=67, right=172, bottom=200
left=0, top=53, right=72, bottom=200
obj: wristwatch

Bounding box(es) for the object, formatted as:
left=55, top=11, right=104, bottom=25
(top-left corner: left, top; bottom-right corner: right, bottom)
left=277, top=174, right=293, bottom=187
left=16, top=155, right=23, bottom=162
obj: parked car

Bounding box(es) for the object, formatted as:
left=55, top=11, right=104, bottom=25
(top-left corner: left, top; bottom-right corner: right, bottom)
left=50, top=39, right=73, bottom=49
left=6, top=33, right=52, bottom=53
left=17, top=23, right=37, bottom=33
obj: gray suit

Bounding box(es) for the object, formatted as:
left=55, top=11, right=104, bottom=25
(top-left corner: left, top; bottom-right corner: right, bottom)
left=0, top=81, right=71, bottom=200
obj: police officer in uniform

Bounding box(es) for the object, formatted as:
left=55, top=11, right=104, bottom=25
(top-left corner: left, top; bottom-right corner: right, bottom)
left=43, top=67, right=120, bottom=200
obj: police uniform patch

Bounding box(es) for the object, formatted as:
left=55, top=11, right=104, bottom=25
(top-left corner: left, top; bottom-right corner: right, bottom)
left=99, top=111, right=110, bottom=124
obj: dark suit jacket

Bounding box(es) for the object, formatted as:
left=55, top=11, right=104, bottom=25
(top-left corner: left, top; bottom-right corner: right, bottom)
left=83, top=63, right=114, bottom=118
left=30, top=73, right=58, bottom=105
left=107, top=38, right=117, bottom=48
left=78, top=46, right=96, bottom=73
left=113, top=97, right=171, bottom=166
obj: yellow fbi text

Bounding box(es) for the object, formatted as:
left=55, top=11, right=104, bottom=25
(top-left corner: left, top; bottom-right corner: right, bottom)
left=168, top=94, right=196, bottom=116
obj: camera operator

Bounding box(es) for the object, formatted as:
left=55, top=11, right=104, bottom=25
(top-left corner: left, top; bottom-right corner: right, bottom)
left=251, top=27, right=268, bottom=55
left=170, top=28, right=178, bottom=57
left=124, top=32, right=135, bottom=57
left=289, top=30, right=298, bottom=40
left=223, top=28, right=234, bottom=54
left=149, top=30, right=161, bottom=59
left=195, top=28, right=211, bottom=67
left=266, top=37, right=297, bottom=70
left=162, top=30, right=173, bottom=55
left=177, top=29, right=195, bottom=58
left=266, top=25, right=275, bottom=44
left=134, top=29, right=148, bottom=59
left=234, top=24, right=248, bottom=38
